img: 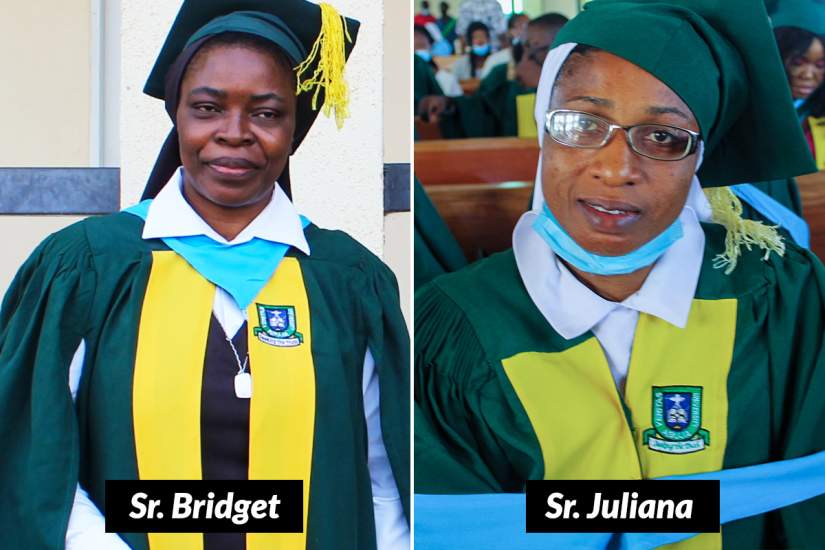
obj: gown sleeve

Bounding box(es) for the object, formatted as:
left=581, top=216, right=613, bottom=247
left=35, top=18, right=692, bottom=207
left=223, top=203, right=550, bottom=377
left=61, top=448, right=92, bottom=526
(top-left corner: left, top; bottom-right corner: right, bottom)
left=764, top=244, right=825, bottom=547
left=414, top=282, right=529, bottom=494
left=413, top=179, right=468, bottom=290
left=0, top=226, right=95, bottom=549
left=357, top=256, right=411, bottom=522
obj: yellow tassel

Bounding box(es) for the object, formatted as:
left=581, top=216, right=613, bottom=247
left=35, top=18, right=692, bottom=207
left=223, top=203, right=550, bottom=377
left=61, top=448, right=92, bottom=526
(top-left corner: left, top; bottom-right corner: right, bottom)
left=704, top=187, right=785, bottom=274
left=295, top=2, right=352, bottom=129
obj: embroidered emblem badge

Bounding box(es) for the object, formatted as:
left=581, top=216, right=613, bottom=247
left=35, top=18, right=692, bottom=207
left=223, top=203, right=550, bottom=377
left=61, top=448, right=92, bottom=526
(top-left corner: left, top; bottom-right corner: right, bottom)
left=253, top=304, right=303, bottom=347
left=642, top=386, right=710, bottom=454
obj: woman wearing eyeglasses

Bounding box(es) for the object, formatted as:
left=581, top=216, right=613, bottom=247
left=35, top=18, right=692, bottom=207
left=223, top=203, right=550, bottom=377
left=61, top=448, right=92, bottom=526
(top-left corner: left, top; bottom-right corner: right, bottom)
left=415, top=0, right=825, bottom=547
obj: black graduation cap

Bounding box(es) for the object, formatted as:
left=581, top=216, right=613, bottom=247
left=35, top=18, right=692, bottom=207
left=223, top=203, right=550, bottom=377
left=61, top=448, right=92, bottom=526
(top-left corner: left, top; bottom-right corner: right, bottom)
left=141, top=0, right=360, bottom=199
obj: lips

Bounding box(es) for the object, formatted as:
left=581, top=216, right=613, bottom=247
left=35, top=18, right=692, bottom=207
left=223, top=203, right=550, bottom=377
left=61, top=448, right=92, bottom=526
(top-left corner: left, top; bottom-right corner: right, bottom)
left=206, top=157, right=260, bottom=178
left=578, top=198, right=642, bottom=233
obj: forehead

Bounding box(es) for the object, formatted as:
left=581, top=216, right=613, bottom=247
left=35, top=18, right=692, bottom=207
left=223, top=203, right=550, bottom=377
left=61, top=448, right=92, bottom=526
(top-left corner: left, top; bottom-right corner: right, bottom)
left=802, top=37, right=825, bottom=59
left=552, top=50, right=696, bottom=125
left=183, top=44, right=292, bottom=89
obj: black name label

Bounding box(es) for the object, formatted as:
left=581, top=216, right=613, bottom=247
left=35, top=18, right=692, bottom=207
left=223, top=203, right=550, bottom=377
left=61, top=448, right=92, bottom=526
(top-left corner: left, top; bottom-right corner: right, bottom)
left=105, top=480, right=302, bottom=533
left=526, top=480, right=719, bottom=533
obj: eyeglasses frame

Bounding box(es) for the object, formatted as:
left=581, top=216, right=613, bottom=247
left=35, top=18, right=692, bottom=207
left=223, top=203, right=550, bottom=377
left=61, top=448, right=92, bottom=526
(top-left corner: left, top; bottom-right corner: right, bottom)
left=544, top=109, right=702, bottom=161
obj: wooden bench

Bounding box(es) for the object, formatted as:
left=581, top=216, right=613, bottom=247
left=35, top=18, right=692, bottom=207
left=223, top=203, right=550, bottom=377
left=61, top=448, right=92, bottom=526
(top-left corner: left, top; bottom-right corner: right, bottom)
left=424, top=181, right=533, bottom=261
left=416, top=137, right=540, bottom=258
left=415, top=137, right=539, bottom=185
left=794, top=171, right=825, bottom=261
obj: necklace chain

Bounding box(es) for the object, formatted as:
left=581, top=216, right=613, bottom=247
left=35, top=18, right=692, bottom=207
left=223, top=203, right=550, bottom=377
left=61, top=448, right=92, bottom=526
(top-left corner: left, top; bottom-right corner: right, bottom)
left=226, top=336, right=249, bottom=374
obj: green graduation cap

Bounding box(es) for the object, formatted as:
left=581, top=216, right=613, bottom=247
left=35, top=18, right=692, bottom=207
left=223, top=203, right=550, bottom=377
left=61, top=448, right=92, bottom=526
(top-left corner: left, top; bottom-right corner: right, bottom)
left=770, top=0, right=825, bottom=34
left=145, top=0, right=360, bottom=142
left=554, top=0, right=817, bottom=188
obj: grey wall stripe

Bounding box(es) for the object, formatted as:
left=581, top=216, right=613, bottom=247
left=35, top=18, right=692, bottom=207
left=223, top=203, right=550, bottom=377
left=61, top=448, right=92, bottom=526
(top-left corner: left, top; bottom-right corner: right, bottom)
left=384, top=162, right=410, bottom=213
left=0, top=164, right=409, bottom=215
left=0, top=168, right=120, bottom=214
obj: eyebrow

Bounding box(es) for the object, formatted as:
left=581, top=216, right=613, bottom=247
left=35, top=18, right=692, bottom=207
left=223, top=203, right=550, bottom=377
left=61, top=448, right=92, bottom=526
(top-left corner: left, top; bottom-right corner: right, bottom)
left=188, top=87, right=285, bottom=103
left=646, top=105, right=692, bottom=122
left=566, top=95, right=613, bottom=107
left=250, top=92, right=286, bottom=103
left=566, top=95, right=693, bottom=123
left=189, top=86, right=226, bottom=99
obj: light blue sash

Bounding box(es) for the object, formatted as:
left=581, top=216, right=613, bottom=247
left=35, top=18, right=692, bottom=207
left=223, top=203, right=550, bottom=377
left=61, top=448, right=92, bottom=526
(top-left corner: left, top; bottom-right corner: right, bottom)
left=124, top=200, right=310, bottom=309
left=731, top=184, right=810, bottom=248
left=415, top=450, right=825, bottom=549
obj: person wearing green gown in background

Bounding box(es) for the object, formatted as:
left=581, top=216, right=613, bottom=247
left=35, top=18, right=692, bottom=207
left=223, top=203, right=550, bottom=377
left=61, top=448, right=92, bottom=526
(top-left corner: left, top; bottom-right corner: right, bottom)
left=725, top=0, right=825, bottom=249
left=416, top=0, right=825, bottom=548
left=417, top=13, right=568, bottom=138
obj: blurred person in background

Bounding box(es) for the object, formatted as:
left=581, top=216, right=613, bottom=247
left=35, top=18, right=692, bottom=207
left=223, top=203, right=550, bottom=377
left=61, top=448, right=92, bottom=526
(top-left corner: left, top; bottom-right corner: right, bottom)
left=455, top=0, right=506, bottom=52
left=436, top=1, right=458, bottom=50
left=480, top=12, right=531, bottom=79
left=415, top=0, right=437, bottom=26
left=773, top=0, right=825, bottom=167
left=415, top=24, right=463, bottom=97
left=451, top=21, right=493, bottom=80
left=419, top=13, right=568, bottom=138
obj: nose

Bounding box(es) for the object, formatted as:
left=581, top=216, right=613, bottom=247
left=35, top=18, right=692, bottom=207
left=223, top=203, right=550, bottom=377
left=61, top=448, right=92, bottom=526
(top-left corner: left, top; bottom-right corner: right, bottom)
left=215, top=109, right=254, bottom=146
left=587, top=129, right=643, bottom=187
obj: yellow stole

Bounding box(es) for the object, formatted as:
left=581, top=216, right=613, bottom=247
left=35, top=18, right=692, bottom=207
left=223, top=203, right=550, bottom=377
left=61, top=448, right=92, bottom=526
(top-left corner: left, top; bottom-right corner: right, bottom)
left=807, top=116, right=825, bottom=170
left=132, top=252, right=315, bottom=550
left=502, top=299, right=738, bottom=549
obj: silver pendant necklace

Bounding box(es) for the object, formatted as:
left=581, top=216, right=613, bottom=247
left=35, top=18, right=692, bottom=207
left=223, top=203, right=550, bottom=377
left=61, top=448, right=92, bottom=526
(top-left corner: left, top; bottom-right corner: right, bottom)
left=226, top=336, right=252, bottom=399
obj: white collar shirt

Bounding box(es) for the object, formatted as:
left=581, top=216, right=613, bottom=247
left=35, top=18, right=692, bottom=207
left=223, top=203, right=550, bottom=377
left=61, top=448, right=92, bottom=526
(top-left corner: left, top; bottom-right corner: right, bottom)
left=142, top=170, right=309, bottom=337
left=512, top=206, right=706, bottom=390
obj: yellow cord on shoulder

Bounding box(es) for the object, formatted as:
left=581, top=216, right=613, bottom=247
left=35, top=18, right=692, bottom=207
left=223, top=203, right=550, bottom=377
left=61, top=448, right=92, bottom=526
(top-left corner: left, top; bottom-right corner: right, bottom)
left=704, top=187, right=785, bottom=274
left=295, top=2, right=352, bottom=129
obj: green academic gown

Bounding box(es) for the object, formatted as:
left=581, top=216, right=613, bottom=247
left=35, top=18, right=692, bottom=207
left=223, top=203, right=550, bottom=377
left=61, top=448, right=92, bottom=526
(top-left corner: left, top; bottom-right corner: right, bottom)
left=414, top=55, right=444, bottom=115
left=413, top=179, right=467, bottom=290
left=0, top=212, right=409, bottom=550
left=441, top=64, right=534, bottom=139
left=415, top=222, right=825, bottom=549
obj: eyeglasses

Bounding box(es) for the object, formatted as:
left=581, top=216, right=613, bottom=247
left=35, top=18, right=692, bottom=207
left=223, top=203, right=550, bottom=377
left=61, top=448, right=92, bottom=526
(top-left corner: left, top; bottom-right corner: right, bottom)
left=544, top=109, right=701, bottom=161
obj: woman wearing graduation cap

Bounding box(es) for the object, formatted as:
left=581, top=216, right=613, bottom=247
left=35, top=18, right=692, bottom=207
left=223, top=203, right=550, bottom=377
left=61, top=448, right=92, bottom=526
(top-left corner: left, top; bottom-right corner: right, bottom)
left=0, top=1, right=409, bottom=549
left=415, top=0, right=825, bottom=547
left=722, top=0, right=825, bottom=250
left=772, top=0, right=825, bottom=166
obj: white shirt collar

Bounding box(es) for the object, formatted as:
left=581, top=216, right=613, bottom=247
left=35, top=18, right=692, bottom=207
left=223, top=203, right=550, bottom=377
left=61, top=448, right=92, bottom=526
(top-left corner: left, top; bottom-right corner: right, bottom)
left=513, top=206, right=705, bottom=340
left=142, top=168, right=310, bottom=255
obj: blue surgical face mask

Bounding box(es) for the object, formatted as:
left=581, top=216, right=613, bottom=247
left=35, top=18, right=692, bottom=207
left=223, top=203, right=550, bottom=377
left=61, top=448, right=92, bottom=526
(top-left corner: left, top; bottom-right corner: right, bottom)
left=415, top=49, right=432, bottom=62
left=532, top=203, right=683, bottom=276
left=472, top=43, right=491, bottom=56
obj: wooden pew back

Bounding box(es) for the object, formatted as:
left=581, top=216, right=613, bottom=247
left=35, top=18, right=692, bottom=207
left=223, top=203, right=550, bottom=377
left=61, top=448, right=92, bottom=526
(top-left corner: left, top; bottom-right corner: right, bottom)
left=415, top=137, right=539, bottom=185
left=795, top=171, right=825, bottom=261
left=424, top=181, right=533, bottom=261
left=417, top=138, right=539, bottom=258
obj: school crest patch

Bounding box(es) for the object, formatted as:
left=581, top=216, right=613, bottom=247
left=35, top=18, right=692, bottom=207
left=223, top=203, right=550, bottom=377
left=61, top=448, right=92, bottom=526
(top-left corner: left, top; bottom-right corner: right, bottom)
left=253, top=304, right=303, bottom=347
left=642, top=386, right=709, bottom=454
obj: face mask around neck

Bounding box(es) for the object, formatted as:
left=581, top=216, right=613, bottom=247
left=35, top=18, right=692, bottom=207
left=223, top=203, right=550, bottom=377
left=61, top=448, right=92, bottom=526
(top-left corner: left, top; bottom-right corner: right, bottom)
left=532, top=203, right=684, bottom=276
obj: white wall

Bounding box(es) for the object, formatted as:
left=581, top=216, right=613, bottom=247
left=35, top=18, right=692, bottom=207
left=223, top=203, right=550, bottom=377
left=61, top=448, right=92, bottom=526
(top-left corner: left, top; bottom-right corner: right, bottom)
left=0, top=0, right=91, bottom=166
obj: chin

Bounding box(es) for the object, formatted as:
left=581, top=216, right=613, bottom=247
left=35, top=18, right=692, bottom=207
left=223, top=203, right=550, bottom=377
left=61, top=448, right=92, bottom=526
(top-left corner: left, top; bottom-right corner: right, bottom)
left=576, top=234, right=645, bottom=257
